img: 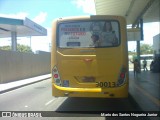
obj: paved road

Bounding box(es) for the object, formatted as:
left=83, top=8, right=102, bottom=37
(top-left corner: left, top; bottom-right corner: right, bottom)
left=0, top=79, right=104, bottom=120
left=0, top=78, right=142, bottom=120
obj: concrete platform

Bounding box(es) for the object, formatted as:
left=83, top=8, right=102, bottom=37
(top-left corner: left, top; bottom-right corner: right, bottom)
left=129, top=70, right=160, bottom=111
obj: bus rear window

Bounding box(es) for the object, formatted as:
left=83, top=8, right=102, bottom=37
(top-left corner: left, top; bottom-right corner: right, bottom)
left=58, top=21, right=120, bottom=48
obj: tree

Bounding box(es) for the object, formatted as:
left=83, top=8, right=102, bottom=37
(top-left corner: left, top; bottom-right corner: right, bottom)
left=0, top=44, right=33, bottom=53
left=140, top=43, right=153, bottom=55
left=17, top=44, right=33, bottom=53
left=128, top=43, right=153, bottom=61
left=0, top=46, right=11, bottom=51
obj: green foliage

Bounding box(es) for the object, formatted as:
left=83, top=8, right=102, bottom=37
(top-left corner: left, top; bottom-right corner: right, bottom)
left=140, top=43, right=153, bottom=55
left=128, top=43, right=153, bottom=55
left=0, top=46, right=11, bottom=50
left=128, top=51, right=136, bottom=56
left=17, top=44, right=33, bottom=53
left=128, top=43, right=154, bottom=61
left=0, top=44, right=33, bottom=53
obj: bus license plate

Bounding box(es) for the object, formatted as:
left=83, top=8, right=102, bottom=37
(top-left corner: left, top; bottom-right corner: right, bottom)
left=96, top=82, right=117, bottom=88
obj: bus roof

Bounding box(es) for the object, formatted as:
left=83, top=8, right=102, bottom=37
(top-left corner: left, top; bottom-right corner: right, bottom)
left=55, top=15, right=125, bottom=22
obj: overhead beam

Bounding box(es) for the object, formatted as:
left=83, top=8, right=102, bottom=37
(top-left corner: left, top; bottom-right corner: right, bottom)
left=0, top=27, right=10, bottom=32
left=132, top=0, right=155, bottom=27
left=125, top=0, right=135, bottom=17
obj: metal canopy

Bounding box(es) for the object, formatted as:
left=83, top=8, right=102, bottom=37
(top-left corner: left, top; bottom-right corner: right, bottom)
left=95, top=0, right=160, bottom=26
left=0, top=17, right=47, bottom=38
left=143, top=0, right=160, bottom=23
left=0, top=17, right=47, bottom=51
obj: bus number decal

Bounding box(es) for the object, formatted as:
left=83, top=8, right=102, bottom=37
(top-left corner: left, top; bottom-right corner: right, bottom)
left=96, top=82, right=117, bottom=88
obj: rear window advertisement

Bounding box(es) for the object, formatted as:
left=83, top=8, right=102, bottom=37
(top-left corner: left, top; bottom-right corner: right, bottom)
left=58, top=21, right=120, bottom=48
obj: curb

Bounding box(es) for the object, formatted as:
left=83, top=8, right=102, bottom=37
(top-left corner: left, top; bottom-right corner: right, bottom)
left=0, top=75, right=51, bottom=94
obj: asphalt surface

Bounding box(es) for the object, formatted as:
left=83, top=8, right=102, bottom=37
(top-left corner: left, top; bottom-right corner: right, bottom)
left=0, top=71, right=159, bottom=120
left=0, top=79, right=147, bottom=120
left=0, top=78, right=105, bottom=120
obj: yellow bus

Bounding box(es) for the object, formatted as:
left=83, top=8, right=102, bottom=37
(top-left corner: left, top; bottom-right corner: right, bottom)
left=51, top=15, right=128, bottom=98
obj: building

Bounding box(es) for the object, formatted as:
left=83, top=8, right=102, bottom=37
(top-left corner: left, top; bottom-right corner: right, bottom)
left=153, top=33, right=160, bottom=56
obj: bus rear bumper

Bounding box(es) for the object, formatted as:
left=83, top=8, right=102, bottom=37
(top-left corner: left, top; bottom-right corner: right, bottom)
left=54, top=84, right=102, bottom=92
left=52, top=84, right=128, bottom=98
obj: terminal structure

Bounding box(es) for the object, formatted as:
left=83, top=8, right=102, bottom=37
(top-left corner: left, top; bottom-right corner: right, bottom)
left=0, top=17, right=47, bottom=51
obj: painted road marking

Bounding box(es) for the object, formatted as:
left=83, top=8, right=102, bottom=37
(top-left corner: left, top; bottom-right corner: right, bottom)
left=45, top=98, right=56, bottom=106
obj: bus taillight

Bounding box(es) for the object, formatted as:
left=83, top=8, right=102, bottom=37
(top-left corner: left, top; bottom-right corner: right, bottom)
left=120, top=73, right=125, bottom=79
left=54, top=74, right=59, bottom=78
left=52, top=66, right=61, bottom=86
left=117, top=67, right=127, bottom=86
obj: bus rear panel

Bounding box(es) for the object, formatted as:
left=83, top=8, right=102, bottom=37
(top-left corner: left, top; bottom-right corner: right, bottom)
left=51, top=15, right=128, bottom=98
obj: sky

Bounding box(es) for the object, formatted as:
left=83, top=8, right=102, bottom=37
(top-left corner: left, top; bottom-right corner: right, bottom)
left=0, top=0, right=159, bottom=52
left=0, top=0, right=96, bottom=52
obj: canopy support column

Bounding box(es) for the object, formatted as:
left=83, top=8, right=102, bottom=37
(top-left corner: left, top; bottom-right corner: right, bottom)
left=136, top=18, right=143, bottom=71
left=11, top=31, right=17, bottom=51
